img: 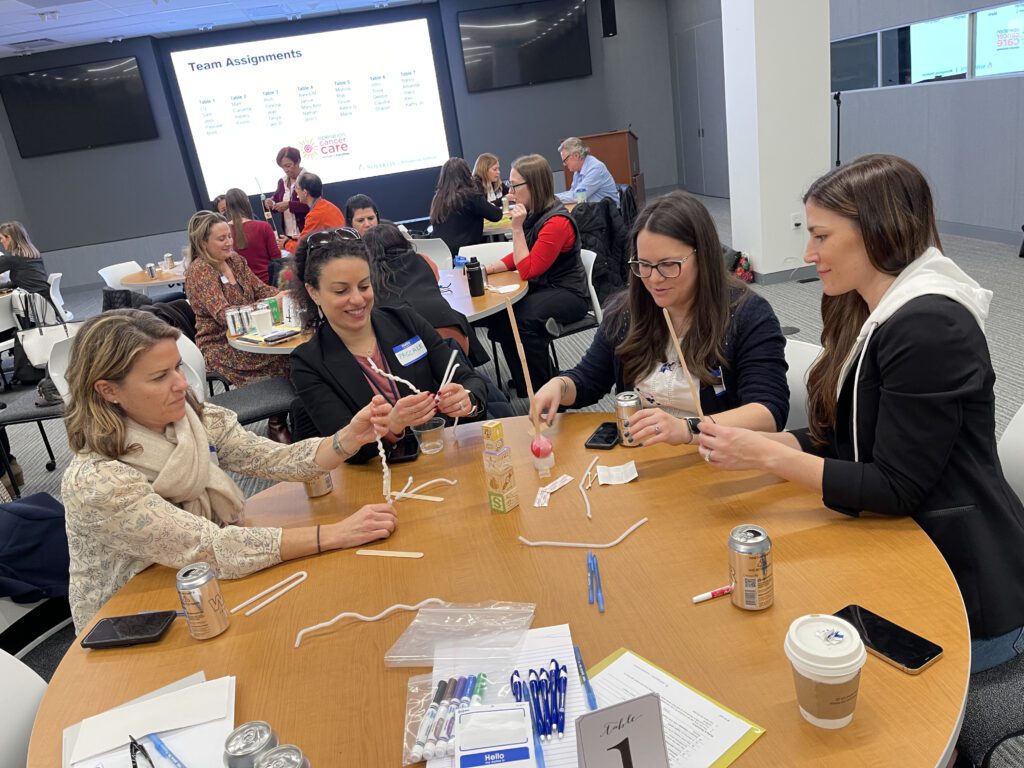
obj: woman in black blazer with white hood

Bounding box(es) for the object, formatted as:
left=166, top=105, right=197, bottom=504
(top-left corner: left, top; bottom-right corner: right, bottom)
left=697, top=154, right=1024, bottom=674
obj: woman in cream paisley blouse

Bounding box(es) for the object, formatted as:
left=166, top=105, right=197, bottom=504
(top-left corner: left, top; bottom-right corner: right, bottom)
left=61, top=309, right=398, bottom=632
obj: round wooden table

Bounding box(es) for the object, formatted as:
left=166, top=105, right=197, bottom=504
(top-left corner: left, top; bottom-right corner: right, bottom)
left=28, top=415, right=969, bottom=766
left=439, top=268, right=527, bottom=322
left=482, top=216, right=512, bottom=241
left=225, top=329, right=311, bottom=355
left=120, top=264, right=186, bottom=289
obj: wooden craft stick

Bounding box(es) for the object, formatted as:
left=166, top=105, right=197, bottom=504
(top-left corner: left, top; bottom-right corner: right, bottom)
left=504, top=297, right=543, bottom=435
left=662, top=307, right=704, bottom=418
left=391, top=491, right=445, bottom=502
left=355, top=549, right=425, bottom=559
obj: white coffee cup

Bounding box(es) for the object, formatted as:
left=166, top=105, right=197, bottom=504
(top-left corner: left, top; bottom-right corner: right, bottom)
left=251, top=308, right=273, bottom=335
left=784, top=614, right=866, bottom=729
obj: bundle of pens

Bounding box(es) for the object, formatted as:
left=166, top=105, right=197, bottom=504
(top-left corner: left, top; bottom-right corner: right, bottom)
left=511, top=659, right=568, bottom=761
left=587, top=552, right=605, bottom=613
left=410, top=673, right=488, bottom=761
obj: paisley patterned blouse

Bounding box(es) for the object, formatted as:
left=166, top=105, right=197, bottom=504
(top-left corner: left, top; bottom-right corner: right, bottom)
left=62, top=405, right=324, bottom=632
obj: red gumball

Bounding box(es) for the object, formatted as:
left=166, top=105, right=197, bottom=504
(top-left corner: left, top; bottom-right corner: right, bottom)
left=530, top=434, right=553, bottom=458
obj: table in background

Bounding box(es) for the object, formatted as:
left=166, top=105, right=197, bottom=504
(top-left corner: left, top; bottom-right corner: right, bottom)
left=120, top=263, right=186, bottom=289
left=226, top=329, right=311, bottom=355
left=28, top=414, right=968, bottom=767
left=482, top=216, right=512, bottom=241
left=439, top=268, right=527, bottom=322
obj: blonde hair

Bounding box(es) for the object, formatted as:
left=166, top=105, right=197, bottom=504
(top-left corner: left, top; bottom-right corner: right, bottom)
left=186, top=210, right=229, bottom=268
left=65, top=310, right=202, bottom=459
left=511, top=154, right=557, bottom=213
left=0, top=221, right=41, bottom=260
left=473, top=152, right=502, bottom=197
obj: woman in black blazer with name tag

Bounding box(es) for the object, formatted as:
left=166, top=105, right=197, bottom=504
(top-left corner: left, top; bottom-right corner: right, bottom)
left=290, top=231, right=488, bottom=464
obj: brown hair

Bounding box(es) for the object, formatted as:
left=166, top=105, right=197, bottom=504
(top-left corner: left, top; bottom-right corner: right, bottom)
left=804, top=153, right=941, bottom=444
left=429, top=157, right=476, bottom=224
left=0, top=221, right=41, bottom=260
left=186, top=210, right=229, bottom=268
left=276, top=146, right=301, bottom=166
left=472, top=152, right=502, bottom=198
left=224, top=188, right=254, bottom=250
left=606, top=191, right=747, bottom=388
left=511, top=154, right=557, bottom=213
left=65, top=310, right=202, bottom=459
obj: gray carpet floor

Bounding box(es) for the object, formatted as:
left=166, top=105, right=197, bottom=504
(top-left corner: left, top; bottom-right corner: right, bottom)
left=9, top=195, right=1023, bottom=680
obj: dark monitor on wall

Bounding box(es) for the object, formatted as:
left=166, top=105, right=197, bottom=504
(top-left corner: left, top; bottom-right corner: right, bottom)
left=0, top=57, right=158, bottom=158
left=458, top=0, right=592, bottom=93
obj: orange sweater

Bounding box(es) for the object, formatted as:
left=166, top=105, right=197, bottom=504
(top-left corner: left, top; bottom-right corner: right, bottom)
left=284, top=197, right=347, bottom=253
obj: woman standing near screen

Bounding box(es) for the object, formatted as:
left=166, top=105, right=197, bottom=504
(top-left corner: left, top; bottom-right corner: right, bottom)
left=265, top=146, right=309, bottom=241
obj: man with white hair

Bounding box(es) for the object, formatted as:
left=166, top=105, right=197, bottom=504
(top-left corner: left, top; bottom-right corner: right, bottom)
left=556, top=137, right=619, bottom=204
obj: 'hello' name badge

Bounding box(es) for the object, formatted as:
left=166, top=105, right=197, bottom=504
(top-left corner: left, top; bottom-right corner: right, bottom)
left=393, top=336, right=428, bottom=367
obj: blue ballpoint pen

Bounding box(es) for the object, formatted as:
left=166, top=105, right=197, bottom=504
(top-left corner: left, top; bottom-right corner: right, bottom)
left=146, top=733, right=188, bottom=768
left=514, top=669, right=546, bottom=767
left=528, top=670, right=549, bottom=741
left=557, top=665, right=567, bottom=737
left=587, top=552, right=595, bottom=604
left=548, top=659, right=559, bottom=721
left=593, top=554, right=605, bottom=613
left=573, top=645, right=599, bottom=711
left=539, top=669, right=553, bottom=740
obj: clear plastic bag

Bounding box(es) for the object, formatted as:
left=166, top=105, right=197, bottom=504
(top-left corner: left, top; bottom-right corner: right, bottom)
left=384, top=601, right=536, bottom=668
left=403, top=673, right=436, bottom=765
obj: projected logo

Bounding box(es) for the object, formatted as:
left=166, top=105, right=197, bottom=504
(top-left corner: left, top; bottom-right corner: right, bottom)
left=300, top=134, right=351, bottom=159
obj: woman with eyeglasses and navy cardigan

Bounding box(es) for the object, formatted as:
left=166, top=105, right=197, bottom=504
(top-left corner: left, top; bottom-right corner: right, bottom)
left=530, top=191, right=790, bottom=446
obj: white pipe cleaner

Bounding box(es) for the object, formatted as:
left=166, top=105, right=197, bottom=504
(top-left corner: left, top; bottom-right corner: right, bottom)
left=294, top=597, right=445, bottom=648
left=518, top=517, right=649, bottom=549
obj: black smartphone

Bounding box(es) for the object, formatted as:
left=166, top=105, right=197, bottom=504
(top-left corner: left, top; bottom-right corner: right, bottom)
left=585, top=421, right=620, bottom=450
left=263, top=329, right=299, bottom=345
left=387, top=430, right=421, bottom=464
left=80, top=610, right=177, bottom=650
left=833, top=604, right=943, bottom=674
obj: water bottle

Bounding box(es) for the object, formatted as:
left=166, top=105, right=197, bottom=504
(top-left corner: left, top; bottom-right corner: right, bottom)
left=575, top=186, right=587, bottom=205
left=466, top=257, right=485, bottom=297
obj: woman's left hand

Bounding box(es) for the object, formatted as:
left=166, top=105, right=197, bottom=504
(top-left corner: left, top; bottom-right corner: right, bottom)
left=623, top=408, right=691, bottom=446
left=436, top=383, right=475, bottom=418
left=348, top=396, right=392, bottom=446
left=696, top=421, right=772, bottom=471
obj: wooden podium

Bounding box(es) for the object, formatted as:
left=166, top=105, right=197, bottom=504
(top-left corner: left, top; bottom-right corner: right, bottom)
left=564, top=129, right=644, bottom=208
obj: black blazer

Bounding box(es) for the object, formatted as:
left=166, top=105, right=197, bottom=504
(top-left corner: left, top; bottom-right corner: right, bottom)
left=794, top=295, right=1024, bottom=639
left=430, top=192, right=503, bottom=255
left=290, top=306, right=489, bottom=464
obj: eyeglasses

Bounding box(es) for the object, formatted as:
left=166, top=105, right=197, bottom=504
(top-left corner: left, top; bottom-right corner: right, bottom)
left=508, top=181, right=528, bottom=192
left=628, top=253, right=695, bottom=279
left=129, top=735, right=154, bottom=768
left=306, top=226, right=361, bottom=255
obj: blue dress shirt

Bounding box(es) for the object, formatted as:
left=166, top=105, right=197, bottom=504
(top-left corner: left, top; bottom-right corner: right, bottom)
left=557, top=154, right=619, bottom=204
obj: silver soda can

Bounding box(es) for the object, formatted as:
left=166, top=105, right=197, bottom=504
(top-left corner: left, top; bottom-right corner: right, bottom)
left=255, top=745, right=310, bottom=768
left=176, top=562, right=231, bottom=639
left=226, top=308, right=243, bottom=336
left=145, top=262, right=157, bottom=278
left=728, top=524, right=774, bottom=610
left=303, top=472, right=333, bottom=498
left=615, top=391, right=641, bottom=447
left=239, top=305, right=255, bottom=333
left=163, top=252, right=175, bottom=270
left=224, top=721, right=278, bottom=767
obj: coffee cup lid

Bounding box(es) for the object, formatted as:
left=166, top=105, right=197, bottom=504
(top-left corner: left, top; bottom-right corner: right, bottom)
left=784, top=614, right=866, bottom=677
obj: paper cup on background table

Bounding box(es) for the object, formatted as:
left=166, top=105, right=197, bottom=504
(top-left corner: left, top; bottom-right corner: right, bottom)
left=251, top=308, right=273, bottom=335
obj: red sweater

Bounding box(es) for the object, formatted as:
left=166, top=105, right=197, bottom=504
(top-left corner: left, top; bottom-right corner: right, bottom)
left=499, top=216, right=576, bottom=280
left=234, top=220, right=281, bottom=284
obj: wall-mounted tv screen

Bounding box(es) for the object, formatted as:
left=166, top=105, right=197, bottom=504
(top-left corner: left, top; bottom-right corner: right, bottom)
left=0, top=57, right=158, bottom=158
left=458, top=0, right=591, bottom=93
left=167, top=18, right=451, bottom=201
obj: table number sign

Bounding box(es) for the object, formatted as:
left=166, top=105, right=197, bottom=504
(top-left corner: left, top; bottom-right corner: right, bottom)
left=576, top=693, right=670, bottom=768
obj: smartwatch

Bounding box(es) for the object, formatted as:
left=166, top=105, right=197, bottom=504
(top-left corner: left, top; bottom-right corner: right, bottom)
left=685, top=417, right=702, bottom=440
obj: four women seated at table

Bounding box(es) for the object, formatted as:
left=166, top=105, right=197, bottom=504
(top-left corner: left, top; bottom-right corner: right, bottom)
left=61, top=309, right=398, bottom=632
left=289, top=229, right=488, bottom=463
left=183, top=210, right=292, bottom=441
left=429, top=157, right=503, bottom=256
left=695, top=154, right=1024, bottom=673
left=482, top=154, right=590, bottom=397
left=531, top=190, right=789, bottom=438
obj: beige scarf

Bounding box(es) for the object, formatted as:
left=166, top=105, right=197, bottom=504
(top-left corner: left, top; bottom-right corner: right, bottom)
left=122, top=404, right=245, bottom=525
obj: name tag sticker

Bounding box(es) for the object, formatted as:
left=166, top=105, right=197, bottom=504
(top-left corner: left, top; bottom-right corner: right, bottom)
left=393, top=336, right=428, bottom=367
left=220, top=274, right=230, bottom=284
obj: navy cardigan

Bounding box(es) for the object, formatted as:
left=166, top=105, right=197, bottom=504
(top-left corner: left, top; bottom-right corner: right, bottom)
left=563, top=291, right=790, bottom=429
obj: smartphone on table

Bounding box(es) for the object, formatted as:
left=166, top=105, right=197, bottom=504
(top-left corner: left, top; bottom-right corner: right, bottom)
left=80, top=610, right=177, bottom=650
left=833, top=604, right=943, bottom=674
left=585, top=421, right=620, bottom=450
